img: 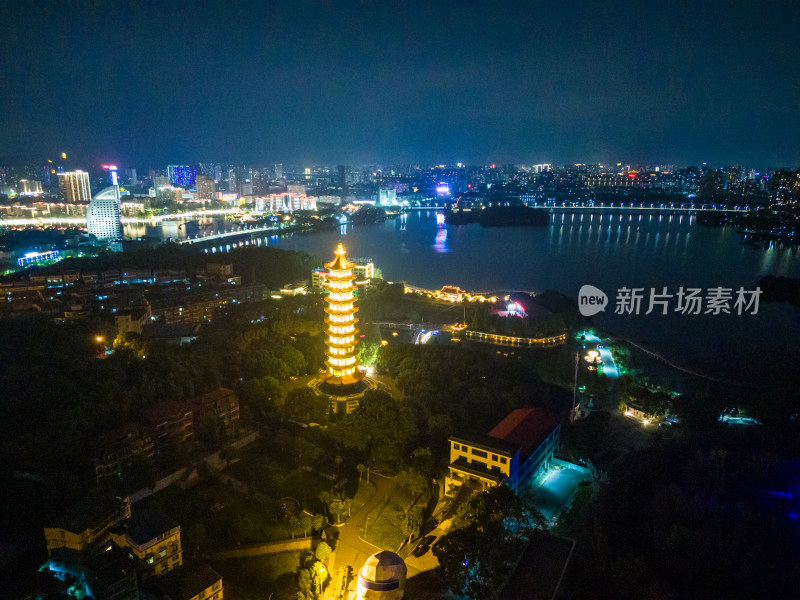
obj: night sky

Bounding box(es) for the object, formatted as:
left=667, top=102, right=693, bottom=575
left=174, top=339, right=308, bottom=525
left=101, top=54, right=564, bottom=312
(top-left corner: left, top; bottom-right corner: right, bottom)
left=1, top=1, right=798, bottom=168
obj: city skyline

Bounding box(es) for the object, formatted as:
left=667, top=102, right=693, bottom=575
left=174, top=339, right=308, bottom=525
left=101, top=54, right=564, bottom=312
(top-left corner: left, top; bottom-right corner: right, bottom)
left=1, top=1, right=798, bottom=168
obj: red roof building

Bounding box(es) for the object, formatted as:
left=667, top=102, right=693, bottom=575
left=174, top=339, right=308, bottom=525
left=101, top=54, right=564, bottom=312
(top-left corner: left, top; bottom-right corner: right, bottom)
left=446, top=408, right=561, bottom=496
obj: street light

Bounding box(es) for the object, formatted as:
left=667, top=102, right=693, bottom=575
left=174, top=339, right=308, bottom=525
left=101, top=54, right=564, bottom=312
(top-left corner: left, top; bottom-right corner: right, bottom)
left=314, top=561, right=327, bottom=599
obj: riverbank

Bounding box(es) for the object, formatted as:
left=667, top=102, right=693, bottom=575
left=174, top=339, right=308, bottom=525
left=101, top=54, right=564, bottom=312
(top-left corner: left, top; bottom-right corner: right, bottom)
left=161, top=209, right=800, bottom=389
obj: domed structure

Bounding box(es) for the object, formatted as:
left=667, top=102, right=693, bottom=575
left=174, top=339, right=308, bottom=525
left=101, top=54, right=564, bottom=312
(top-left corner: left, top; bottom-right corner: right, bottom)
left=356, top=550, right=407, bottom=600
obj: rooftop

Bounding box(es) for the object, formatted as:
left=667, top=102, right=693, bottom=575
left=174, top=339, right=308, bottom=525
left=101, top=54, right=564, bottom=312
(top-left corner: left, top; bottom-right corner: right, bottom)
left=152, top=563, right=221, bottom=600
left=49, top=492, right=129, bottom=534
left=488, top=408, right=559, bottom=461
left=95, top=421, right=150, bottom=450
left=125, top=509, right=179, bottom=546
left=192, top=387, right=236, bottom=407
left=325, top=243, right=353, bottom=271
left=143, top=399, right=193, bottom=425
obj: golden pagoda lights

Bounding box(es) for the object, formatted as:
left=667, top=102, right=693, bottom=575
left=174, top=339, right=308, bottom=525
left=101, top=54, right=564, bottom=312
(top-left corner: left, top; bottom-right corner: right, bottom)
left=323, top=243, right=362, bottom=383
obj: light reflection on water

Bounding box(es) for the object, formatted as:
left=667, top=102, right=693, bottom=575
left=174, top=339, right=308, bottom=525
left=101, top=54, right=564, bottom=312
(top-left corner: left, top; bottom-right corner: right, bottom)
left=132, top=210, right=799, bottom=384
left=433, top=226, right=449, bottom=253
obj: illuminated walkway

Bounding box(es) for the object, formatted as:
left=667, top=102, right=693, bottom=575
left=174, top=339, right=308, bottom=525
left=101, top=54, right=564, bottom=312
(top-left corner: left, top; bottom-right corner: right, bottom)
left=543, top=205, right=749, bottom=213
left=461, top=330, right=567, bottom=348
left=179, top=223, right=299, bottom=244
left=596, top=346, right=619, bottom=378
left=0, top=208, right=241, bottom=227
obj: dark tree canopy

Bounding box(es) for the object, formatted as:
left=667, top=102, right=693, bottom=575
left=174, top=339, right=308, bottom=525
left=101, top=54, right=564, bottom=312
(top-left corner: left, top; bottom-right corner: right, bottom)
left=434, top=486, right=544, bottom=599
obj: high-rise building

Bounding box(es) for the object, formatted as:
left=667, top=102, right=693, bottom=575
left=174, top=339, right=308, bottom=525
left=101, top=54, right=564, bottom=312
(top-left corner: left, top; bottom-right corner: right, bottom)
left=167, top=165, right=196, bottom=187
left=57, top=170, right=92, bottom=203
left=377, top=189, right=397, bottom=205
left=196, top=175, right=215, bottom=201
left=18, top=179, right=43, bottom=195
left=226, top=167, right=239, bottom=194
left=273, top=163, right=283, bottom=181
left=251, top=168, right=270, bottom=195
left=87, top=186, right=123, bottom=241
left=337, top=164, right=346, bottom=191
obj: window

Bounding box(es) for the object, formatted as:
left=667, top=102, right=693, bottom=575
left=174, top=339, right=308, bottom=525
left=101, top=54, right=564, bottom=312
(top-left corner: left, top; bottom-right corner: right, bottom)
left=492, top=454, right=498, bottom=462
left=472, top=448, right=488, bottom=459
left=453, top=443, right=460, bottom=451
left=500, top=457, right=507, bottom=464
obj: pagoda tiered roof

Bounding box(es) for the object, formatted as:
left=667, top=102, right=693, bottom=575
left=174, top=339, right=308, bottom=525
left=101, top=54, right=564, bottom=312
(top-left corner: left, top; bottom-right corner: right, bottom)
left=325, top=243, right=354, bottom=271
left=325, top=305, right=359, bottom=315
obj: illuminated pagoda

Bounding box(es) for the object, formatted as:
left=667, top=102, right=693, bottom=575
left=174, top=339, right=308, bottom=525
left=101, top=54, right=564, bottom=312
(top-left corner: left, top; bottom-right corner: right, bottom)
left=319, top=243, right=367, bottom=405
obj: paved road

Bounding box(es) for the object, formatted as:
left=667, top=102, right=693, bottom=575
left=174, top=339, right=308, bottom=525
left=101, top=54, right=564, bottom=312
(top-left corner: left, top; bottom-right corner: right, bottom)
left=328, top=474, right=425, bottom=597
left=597, top=346, right=619, bottom=378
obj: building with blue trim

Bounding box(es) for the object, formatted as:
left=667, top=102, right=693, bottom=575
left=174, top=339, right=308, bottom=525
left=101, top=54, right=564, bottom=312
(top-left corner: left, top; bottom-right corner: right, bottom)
left=445, top=408, right=561, bottom=496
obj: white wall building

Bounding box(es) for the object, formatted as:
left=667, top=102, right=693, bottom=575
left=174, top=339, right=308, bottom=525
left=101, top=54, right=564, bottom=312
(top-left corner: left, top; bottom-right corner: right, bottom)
left=255, top=193, right=317, bottom=213
left=87, top=186, right=123, bottom=241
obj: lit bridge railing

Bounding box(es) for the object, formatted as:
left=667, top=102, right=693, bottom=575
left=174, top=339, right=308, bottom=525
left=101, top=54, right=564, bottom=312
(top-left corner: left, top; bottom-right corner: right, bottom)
left=460, top=330, right=567, bottom=348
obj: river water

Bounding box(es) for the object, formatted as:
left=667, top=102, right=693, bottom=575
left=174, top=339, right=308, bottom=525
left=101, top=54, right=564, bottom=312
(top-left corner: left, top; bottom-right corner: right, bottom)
left=127, top=211, right=800, bottom=385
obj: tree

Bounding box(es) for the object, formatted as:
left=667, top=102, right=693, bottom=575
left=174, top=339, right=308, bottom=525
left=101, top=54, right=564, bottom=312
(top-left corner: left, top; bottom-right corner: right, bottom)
left=312, top=560, right=328, bottom=598
left=185, top=523, right=207, bottom=555
left=239, top=375, right=281, bottom=414
left=123, top=454, right=157, bottom=491
left=333, top=390, right=417, bottom=470
left=276, top=429, right=292, bottom=452
left=357, top=342, right=379, bottom=367
left=318, top=491, right=331, bottom=516
left=311, top=513, right=325, bottom=533
left=433, top=486, right=543, bottom=599
left=288, top=515, right=301, bottom=540
left=297, top=567, right=313, bottom=598
left=402, top=505, right=424, bottom=545
left=299, top=513, right=313, bottom=538
left=232, top=515, right=255, bottom=543
left=397, top=467, right=429, bottom=497
left=329, top=497, right=348, bottom=523
left=281, top=346, right=307, bottom=377
left=572, top=436, right=800, bottom=599
left=113, top=331, right=147, bottom=358
left=292, top=436, right=321, bottom=468
left=356, top=463, right=366, bottom=482
left=196, top=414, right=225, bottom=448
left=315, top=541, right=332, bottom=563
left=285, top=387, right=329, bottom=423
